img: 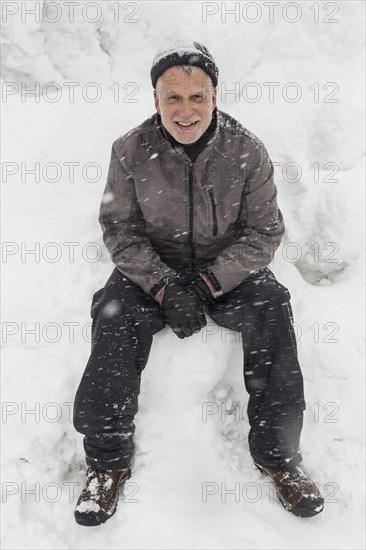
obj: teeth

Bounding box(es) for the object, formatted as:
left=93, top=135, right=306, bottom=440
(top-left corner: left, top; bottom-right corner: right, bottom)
left=177, top=121, right=196, bottom=126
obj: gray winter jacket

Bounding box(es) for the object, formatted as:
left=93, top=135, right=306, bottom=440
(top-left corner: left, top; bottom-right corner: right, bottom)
left=99, top=109, right=285, bottom=296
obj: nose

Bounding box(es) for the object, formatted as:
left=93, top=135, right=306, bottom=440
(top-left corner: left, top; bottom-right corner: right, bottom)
left=178, top=99, right=195, bottom=119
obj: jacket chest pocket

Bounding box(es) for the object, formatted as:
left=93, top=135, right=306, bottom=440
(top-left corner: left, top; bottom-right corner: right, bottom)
left=205, top=180, right=246, bottom=238
left=203, top=157, right=246, bottom=237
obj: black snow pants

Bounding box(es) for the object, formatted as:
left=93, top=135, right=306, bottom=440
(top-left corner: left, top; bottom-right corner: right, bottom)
left=73, top=266, right=306, bottom=471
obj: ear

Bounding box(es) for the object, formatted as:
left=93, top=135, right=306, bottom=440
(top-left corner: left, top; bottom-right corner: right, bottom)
left=153, top=89, right=161, bottom=114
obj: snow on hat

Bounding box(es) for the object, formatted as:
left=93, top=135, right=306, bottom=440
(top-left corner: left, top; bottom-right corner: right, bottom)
left=150, top=40, right=219, bottom=88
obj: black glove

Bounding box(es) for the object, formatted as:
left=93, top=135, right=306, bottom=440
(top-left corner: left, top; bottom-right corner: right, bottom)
left=161, top=278, right=207, bottom=339
left=189, top=276, right=215, bottom=308
left=189, top=270, right=222, bottom=310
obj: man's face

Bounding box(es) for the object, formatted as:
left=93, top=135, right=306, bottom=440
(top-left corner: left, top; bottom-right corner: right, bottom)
left=153, top=66, right=217, bottom=145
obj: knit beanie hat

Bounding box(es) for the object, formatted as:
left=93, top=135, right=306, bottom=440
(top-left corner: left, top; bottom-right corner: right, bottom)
left=151, top=40, right=219, bottom=89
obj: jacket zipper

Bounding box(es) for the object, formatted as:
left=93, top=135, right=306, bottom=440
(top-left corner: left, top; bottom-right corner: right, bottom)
left=188, top=162, right=195, bottom=267
left=208, top=188, right=218, bottom=237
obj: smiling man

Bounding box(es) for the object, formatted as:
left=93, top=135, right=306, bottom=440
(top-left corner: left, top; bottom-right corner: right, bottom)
left=154, top=64, right=216, bottom=144
left=73, top=41, right=324, bottom=526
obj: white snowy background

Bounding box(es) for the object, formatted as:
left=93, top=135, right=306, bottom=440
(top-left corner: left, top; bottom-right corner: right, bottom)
left=1, top=0, right=365, bottom=548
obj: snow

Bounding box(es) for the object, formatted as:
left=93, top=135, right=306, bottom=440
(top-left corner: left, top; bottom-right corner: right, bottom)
left=76, top=500, right=100, bottom=514
left=151, top=39, right=212, bottom=65
left=1, top=1, right=365, bottom=549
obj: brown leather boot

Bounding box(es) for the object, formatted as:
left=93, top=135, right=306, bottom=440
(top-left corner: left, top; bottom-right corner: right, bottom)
left=255, top=463, right=324, bottom=517
left=74, top=467, right=131, bottom=526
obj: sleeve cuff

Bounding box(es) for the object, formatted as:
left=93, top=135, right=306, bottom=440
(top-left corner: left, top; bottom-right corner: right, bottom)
left=150, top=274, right=174, bottom=304
left=199, top=269, right=224, bottom=299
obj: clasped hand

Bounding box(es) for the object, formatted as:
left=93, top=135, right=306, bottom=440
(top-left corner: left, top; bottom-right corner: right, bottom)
left=161, top=278, right=207, bottom=339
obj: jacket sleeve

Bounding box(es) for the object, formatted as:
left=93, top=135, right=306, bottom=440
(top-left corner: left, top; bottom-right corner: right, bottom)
left=99, top=142, right=177, bottom=295
left=205, top=142, right=285, bottom=294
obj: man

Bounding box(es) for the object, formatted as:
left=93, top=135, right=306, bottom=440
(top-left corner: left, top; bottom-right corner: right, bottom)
left=73, top=41, right=324, bottom=526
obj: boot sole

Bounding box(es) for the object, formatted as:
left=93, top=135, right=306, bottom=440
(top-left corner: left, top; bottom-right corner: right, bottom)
left=74, top=509, right=114, bottom=527
left=255, top=463, right=324, bottom=518
left=74, top=469, right=131, bottom=527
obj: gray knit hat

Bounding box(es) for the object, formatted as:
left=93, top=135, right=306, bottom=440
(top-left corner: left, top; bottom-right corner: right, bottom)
left=151, top=40, right=219, bottom=88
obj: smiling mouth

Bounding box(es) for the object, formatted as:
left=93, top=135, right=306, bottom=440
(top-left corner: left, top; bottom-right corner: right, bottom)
left=174, top=121, right=199, bottom=128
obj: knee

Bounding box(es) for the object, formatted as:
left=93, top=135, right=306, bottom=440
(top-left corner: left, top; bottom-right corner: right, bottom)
left=90, top=288, right=123, bottom=320
left=90, top=269, right=135, bottom=319
left=268, top=282, right=291, bottom=305
left=100, top=296, right=124, bottom=318
left=250, top=280, right=291, bottom=308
